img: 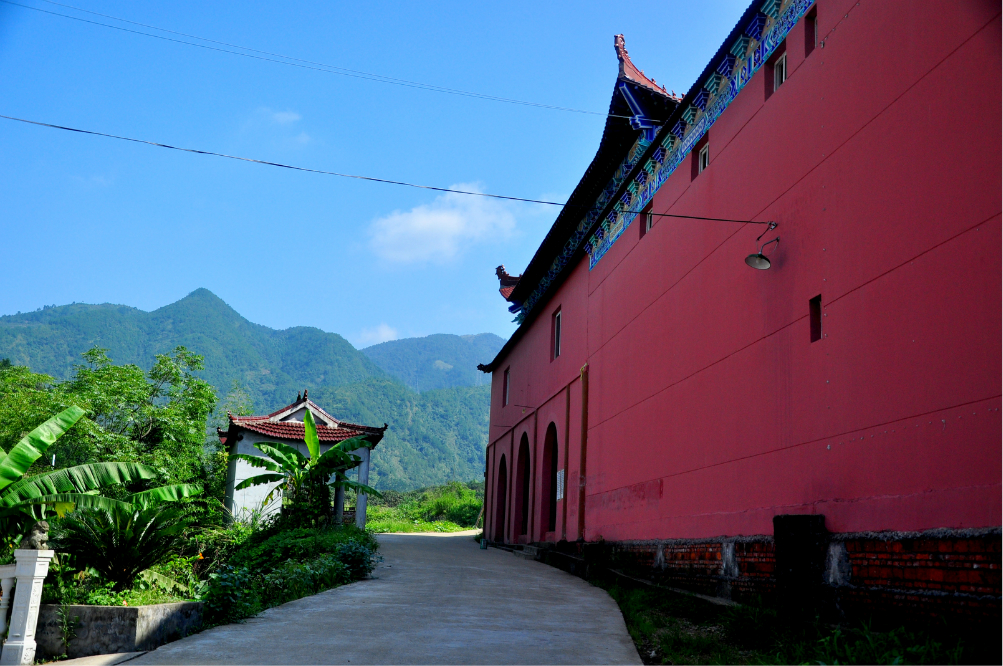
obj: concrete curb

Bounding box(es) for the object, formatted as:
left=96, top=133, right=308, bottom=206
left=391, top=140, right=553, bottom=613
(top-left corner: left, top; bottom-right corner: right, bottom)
left=50, top=652, right=146, bottom=665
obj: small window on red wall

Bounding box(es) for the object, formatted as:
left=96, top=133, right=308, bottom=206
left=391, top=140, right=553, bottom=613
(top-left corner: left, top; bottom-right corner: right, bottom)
left=552, top=308, right=562, bottom=360
left=639, top=203, right=653, bottom=239
left=809, top=295, right=822, bottom=342
left=691, top=133, right=709, bottom=180
left=503, top=367, right=510, bottom=406
left=805, top=6, right=818, bottom=57
left=765, top=41, right=787, bottom=100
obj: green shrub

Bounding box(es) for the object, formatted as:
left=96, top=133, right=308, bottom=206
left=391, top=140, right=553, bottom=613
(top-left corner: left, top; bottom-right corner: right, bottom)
left=230, top=524, right=377, bottom=571
left=261, top=555, right=350, bottom=605
left=201, top=524, right=379, bottom=626
left=201, top=565, right=260, bottom=625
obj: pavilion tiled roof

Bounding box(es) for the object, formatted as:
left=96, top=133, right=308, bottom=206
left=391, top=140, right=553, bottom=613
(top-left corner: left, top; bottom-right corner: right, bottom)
left=229, top=416, right=384, bottom=443
left=218, top=392, right=386, bottom=448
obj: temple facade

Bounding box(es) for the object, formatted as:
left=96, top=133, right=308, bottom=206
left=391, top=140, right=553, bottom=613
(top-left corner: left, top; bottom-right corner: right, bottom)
left=479, top=1, right=1000, bottom=624
left=218, top=391, right=386, bottom=526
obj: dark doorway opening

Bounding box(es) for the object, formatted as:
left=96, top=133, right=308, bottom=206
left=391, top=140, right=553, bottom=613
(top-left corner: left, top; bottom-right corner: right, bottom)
left=541, top=423, right=559, bottom=533
left=516, top=434, right=531, bottom=536
left=494, top=455, right=507, bottom=542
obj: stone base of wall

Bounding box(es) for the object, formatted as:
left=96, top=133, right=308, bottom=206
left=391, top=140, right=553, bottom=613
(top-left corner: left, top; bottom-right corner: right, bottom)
left=527, top=525, right=1000, bottom=629
left=34, top=602, right=203, bottom=659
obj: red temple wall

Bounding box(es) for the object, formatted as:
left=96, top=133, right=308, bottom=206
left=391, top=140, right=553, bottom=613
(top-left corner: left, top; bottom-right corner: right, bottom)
left=485, top=0, right=1000, bottom=553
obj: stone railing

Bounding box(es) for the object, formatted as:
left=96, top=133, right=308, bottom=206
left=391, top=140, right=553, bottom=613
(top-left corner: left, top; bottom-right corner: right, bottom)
left=0, top=550, right=54, bottom=665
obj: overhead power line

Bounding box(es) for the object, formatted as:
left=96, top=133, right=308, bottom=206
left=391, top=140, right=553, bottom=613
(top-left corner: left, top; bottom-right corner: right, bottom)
left=0, top=114, right=565, bottom=204
left=3, top=0, right=625, bottom=119
left=0, top=114, right=769, bottom=224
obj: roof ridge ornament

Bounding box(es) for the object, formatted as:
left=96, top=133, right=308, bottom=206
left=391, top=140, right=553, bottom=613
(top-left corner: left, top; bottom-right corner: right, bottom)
left=496, top=265, right=522, bottom=304
left=614, top=34, right=674, bottom=98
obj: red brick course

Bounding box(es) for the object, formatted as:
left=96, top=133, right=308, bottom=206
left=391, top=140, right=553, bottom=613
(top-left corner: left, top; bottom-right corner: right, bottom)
left=845, top=537, right=1000, bottom=596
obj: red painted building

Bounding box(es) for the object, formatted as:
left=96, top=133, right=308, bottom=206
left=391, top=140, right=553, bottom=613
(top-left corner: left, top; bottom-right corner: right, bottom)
left=479, top=0, right=1000, bottom=622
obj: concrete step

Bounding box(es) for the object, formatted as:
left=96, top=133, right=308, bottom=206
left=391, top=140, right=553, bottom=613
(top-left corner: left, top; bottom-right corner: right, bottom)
left=513, top=545, right=540, bottom=560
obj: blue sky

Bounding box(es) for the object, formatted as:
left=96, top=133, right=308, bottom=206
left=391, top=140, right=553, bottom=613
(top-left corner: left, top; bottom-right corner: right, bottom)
left=0, top=0, right=748, bottom=347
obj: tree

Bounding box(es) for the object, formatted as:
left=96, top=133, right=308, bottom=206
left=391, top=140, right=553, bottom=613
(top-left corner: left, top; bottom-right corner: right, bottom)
left=62, top=347, right=216, bottom=484
left=0, top=348, right=219, bottom=513
left=233, top=411, right=381, bottom=526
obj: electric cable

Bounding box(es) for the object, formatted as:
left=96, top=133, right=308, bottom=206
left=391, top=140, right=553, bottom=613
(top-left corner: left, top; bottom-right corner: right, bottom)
left=0, top=114, right=564, bottom=205
left=0, top=113, right=770, bottom=225
left=2, top=0, right=633, bottom=119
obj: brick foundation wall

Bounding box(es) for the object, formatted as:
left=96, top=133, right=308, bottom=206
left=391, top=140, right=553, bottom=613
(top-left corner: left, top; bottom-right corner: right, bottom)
left=842, top=536, right=999, bottom=596
left=531, top=526, right=1000, bottom=627
left=732, top=541, right=776, bottom=603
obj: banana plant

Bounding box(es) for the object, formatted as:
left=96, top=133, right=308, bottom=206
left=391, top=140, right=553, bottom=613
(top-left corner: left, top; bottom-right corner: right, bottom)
left=0, top=406, right=193, bottom=539
left=233, top=410, right=381, bottom=509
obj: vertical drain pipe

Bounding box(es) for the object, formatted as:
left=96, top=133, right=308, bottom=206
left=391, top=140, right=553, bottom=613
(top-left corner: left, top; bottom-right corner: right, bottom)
left=577, top=363, right=589, bottom=541
left=561, top=385, right=571, bottom=541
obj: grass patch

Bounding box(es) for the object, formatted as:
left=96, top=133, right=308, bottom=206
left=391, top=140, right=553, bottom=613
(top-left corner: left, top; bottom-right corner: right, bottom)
left=596, top=578, right=990, bottom=665
left=365, top=481, right=482, bottom=533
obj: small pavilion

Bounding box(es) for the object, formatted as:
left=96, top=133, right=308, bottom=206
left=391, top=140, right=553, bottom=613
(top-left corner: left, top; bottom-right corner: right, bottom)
left=218, top=390, right=387, bottom=527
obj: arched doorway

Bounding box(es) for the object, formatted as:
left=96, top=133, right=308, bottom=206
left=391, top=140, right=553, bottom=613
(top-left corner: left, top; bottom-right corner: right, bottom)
left=494, top=455, right=507, bottom=542
left=515, top=434, right=531, bottom=536
left=540, top=423, right=559, bottom=533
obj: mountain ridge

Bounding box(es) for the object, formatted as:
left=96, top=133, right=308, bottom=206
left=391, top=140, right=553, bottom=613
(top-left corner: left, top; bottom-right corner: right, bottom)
left=0, top=289, right=505, bottom=490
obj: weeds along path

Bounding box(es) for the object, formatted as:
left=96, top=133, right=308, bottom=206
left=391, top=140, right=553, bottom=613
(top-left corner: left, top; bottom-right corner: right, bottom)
left=131, top=533, right=640, bottom=665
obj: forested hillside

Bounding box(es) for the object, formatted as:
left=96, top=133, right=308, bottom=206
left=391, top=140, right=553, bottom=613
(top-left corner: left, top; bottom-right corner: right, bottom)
left=0, top=289, right=499, bottom=490
left=362, top=333, right=503, bottom=391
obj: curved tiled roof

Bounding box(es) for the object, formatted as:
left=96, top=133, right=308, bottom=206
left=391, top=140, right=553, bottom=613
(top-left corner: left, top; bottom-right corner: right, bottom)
left=229, top=415, right=385, bottom=443
left=218, top=394, right=386, bottom=448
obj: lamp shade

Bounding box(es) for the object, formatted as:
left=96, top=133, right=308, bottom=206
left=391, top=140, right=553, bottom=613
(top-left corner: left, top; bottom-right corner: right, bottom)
left=745, top=253, right=771, bottom=269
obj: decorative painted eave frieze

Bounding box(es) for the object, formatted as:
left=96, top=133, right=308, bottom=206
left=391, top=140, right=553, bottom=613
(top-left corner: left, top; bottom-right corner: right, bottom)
left=512, top=0, right=813, bottom=323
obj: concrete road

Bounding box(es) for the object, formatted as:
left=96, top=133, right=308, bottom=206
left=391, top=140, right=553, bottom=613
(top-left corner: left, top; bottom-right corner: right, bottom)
left=131, top=532, right=640, bottom=665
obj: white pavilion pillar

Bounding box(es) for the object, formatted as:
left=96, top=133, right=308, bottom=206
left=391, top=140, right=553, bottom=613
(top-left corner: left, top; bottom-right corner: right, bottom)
left=355, top=447, right=371, bottom=529
left=0, top=549, right=54, bottom=665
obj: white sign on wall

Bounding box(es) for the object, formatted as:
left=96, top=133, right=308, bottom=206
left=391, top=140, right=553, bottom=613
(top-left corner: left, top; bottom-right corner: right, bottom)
left=556, top=469, right=565, bottom=501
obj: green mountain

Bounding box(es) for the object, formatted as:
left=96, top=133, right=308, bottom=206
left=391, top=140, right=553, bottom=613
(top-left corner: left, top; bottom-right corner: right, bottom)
left=0, top=289, right=498, bottom=490
left=362, top=333, right=504, bottom=391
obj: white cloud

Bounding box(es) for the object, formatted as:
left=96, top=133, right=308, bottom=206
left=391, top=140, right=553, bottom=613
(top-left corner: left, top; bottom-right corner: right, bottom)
left=269, top=110, right=301, bottom=125
left=357, top=323, right=399, bottom=347
left=71, top=174, right=114, bottom=188
left=368, top=183, right=517, bottom=264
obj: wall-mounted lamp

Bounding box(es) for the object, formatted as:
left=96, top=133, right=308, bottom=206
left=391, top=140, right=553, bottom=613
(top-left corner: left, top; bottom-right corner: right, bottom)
left=745, top=222, right=780, bottom=270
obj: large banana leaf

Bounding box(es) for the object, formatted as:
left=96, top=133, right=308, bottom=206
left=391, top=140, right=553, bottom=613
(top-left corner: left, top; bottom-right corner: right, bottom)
left=234, top=472, right=287, bottom=491
left=254, top=442, right=306, bottom=469
left=19, top=492, right=135, bottom=515
left=129, top=483, right=203, bottom=508
left=23, top=483, right=204, bottom=517
left=303, top=410, right=320, bottom=461
left=315, top=435, right=371, bottom=468
left=230, top=453, right=283, bottom=473
left=330, top=477, right=383, bottom=499
left=0, top=406, right=86, bottom=491
left=0, top=462, right=157, bottom=507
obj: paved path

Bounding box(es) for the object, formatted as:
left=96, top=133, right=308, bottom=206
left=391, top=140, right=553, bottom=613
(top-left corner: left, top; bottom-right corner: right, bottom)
left=131, top=533, right=640, bottom=665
